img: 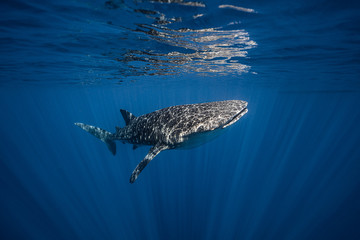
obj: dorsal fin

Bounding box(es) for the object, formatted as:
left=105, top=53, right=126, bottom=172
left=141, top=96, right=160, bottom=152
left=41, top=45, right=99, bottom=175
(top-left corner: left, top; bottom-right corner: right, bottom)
left=120, top=109, right=136, bottom=125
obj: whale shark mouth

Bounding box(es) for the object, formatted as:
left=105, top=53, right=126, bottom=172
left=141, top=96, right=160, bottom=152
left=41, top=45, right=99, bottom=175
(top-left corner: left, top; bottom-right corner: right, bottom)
left=234, top=107, right=248, bottom=120
left=240, top=107, right=248, bottom=115
left=222, top=106, right=248, bottom=128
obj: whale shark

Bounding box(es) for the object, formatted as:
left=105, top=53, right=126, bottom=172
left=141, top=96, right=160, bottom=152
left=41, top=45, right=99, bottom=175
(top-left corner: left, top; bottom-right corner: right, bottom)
left=75, top=100, right=248, bottom=183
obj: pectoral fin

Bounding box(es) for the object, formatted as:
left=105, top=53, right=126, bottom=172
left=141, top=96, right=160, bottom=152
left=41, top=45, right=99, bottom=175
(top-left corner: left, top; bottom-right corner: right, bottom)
left=130, top=144, right=168, bottom=183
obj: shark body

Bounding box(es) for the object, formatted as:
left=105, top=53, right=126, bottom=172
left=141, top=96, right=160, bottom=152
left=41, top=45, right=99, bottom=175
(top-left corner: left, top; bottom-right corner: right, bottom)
left=75, top=100, right=248, bottom=183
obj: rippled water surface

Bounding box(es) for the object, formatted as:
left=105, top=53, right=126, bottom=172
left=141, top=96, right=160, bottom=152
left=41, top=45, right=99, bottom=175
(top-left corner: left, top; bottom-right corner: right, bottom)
left=1, top=0, right=360, bottom=239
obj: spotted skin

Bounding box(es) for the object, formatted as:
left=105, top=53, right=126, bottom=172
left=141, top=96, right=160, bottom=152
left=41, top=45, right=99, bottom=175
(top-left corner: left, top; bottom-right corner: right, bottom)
left=116, top=100, right=248, bottom=148
left=75, top=100, right=248, bottom=183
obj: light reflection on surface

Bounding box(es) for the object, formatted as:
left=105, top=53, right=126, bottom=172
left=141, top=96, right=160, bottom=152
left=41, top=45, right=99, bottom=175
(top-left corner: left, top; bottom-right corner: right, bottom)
left=218, top=4, right=256, bottom=13
left=104, top=0, right=257, bottom=77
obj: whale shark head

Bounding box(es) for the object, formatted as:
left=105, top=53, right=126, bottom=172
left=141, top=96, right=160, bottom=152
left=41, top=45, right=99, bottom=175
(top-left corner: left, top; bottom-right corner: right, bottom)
left=220, top=100, right=248, bottom=128
left=171, top=100, right=248, bottom=135
left=174, top=100, right=248, bottom=148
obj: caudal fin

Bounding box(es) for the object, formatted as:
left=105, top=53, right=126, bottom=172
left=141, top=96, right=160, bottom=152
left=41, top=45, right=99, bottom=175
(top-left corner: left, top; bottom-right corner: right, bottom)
left=74, top=123, right=116, bottom=155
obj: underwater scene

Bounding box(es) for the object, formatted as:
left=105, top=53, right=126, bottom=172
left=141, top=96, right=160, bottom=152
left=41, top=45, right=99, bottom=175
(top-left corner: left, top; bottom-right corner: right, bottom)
left=1, top=0, right=360, bottom=239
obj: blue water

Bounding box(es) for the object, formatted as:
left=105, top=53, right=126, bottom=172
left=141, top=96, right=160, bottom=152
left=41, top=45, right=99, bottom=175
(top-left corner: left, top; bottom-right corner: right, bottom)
left=1, top=0, right=360, bottom=239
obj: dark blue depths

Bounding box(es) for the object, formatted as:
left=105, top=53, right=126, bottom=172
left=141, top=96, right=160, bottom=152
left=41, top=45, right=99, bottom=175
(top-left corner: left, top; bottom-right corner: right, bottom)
left=1, top=0, right=360, bottom=239
left=1, top=86, right=360, bottom=240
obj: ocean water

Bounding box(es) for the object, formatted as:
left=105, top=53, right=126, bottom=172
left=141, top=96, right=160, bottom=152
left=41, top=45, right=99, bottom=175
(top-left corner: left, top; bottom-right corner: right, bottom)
left=1, top=0, right=360, bottom=239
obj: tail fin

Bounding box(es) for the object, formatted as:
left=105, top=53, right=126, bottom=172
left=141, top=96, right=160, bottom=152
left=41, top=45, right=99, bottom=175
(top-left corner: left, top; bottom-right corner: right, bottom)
left=74, top=123, right=116, bottom=155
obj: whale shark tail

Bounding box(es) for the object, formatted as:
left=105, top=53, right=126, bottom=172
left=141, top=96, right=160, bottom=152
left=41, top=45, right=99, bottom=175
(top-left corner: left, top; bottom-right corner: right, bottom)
left=74, top=123, right=116, bottom=155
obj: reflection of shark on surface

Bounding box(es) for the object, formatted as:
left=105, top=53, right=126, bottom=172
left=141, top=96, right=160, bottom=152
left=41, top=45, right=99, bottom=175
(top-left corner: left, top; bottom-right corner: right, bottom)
left=75, top=100, right=248, bottom=183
